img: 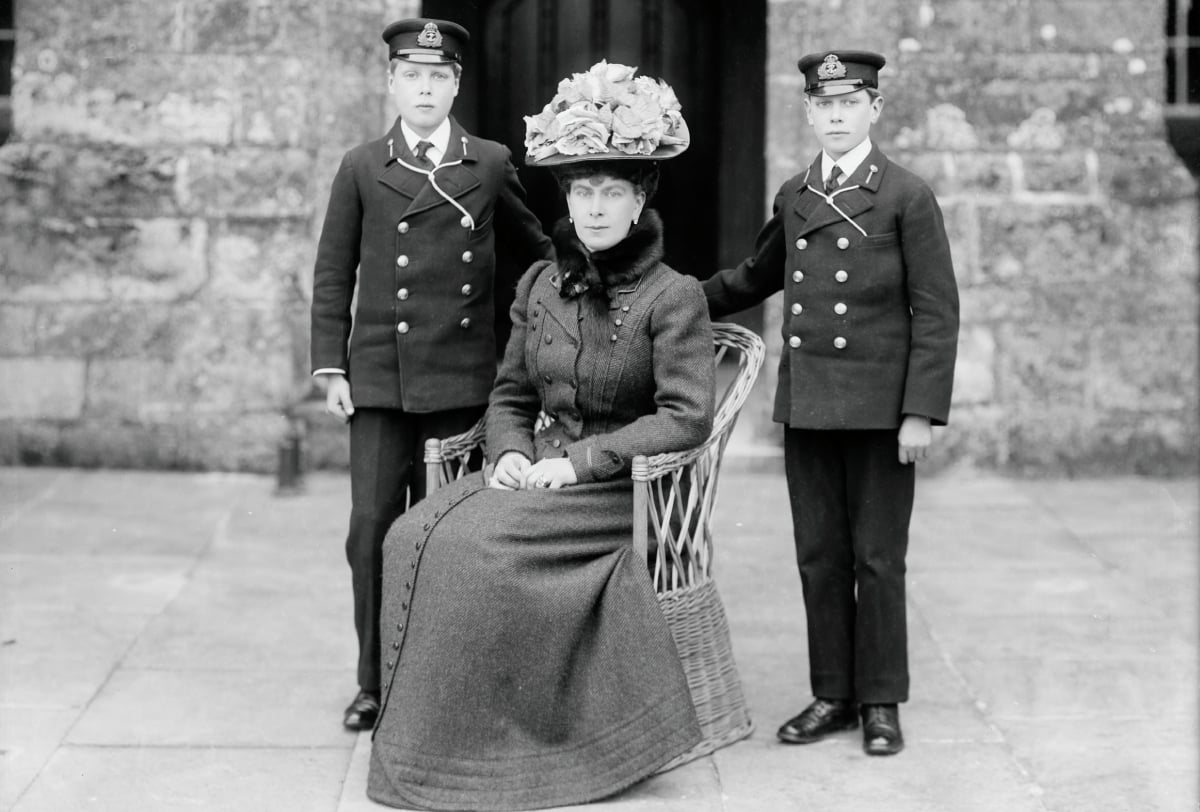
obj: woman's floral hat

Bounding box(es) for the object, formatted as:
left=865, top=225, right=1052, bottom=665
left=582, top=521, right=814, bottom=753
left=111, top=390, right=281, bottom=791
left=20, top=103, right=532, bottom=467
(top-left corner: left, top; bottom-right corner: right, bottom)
left=524, top=61, right=690, bottom=166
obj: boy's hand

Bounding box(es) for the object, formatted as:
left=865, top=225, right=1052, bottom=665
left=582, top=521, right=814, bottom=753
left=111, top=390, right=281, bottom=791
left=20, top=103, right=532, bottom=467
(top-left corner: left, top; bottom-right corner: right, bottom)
left=897, top=415, right=932, bottom=464
left=321, top=373, right=355, bottom=422
left=490, top=452, right=531, bottom=490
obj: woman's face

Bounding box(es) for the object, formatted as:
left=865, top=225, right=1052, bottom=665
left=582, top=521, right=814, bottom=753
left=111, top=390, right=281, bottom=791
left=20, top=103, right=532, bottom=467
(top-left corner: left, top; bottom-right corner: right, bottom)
left=566, top=175, right=646, bottom=252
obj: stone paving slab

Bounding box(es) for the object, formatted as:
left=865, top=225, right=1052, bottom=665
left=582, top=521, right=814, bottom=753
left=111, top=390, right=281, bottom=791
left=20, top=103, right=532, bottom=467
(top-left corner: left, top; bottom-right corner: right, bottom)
left=11, top=746, right=352, bottom=812
left=0, top=465, right=1196, bottom=812
left=66, top=667, right=353, bottom=748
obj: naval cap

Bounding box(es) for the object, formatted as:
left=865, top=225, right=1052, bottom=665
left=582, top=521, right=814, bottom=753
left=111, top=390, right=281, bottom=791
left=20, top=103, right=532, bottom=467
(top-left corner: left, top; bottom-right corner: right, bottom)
left=382, top=18, right=469, bottom=64
left=797, top=50, right=886, bottom=96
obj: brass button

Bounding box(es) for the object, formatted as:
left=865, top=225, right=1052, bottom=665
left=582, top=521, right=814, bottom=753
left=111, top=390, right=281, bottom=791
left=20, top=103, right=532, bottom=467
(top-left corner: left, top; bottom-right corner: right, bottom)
left=397, top=221, right=409, bottom=234
left=837, top=237, right=850, bottom=249
left=386, top=660, right=394, bottom=669
left=552, top=439, right=562, bottom=448
left=796, top=238, right=808, bottom=250
left=397, top=288, right=409, bottom=300
left=462, top=250, right=473, bottom=263
left=461, top=284, right=472, bottom=295
left=460, top=318, right=470, bottom=329
left=610, top=334, right=618, bottom=342
left=835, top=270, right=848, bottom=283
left=788, top=336, right=801, bottom=348
left=397, top=321, right=410, bottom=334
left=460, top=215, right=472, bottom=228
left=791, top=303, right=803, bottom=315
left=614, top=319, right=623, bottom=326
left=834, top=302, right=847, bottom=315
left=621, top=305, right=630, bottom=312
left=793, top=270, right=804, bottom=283
left=392, top=641, right=400, bottom=650
left=397, top=255, right=409, bottom=267
left=544, top=334, right=552, bottom=344
left=834, top=336, right=847, bottom=349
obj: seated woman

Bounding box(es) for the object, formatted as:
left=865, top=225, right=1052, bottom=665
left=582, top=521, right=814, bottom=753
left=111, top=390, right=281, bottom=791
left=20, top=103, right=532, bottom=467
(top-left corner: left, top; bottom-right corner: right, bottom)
left=367, top=63, right=714, bottom=811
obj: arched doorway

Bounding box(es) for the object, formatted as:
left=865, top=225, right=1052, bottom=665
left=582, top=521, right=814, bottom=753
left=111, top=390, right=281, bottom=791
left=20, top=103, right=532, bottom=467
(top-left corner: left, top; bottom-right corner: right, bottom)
left=426, top=0, right=765, bottom=313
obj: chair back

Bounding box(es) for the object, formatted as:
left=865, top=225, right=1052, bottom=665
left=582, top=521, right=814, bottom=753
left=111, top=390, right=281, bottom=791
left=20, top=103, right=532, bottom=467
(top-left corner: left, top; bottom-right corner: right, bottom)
left=631, top=322, right=766, bottom=593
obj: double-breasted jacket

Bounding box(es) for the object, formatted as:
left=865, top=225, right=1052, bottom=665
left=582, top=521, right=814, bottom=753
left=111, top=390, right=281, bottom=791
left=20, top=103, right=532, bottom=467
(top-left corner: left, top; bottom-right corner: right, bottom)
left=310, top=116, right=552, bottom=412
left=487, top=213, right=715, bottom=483
left=704, top=145, right=959, bottom=429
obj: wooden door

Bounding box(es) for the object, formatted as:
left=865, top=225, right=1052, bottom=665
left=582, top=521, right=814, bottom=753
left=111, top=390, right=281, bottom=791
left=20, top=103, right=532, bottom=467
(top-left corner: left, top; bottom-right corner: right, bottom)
left=426, top=0, right=765, bottom=292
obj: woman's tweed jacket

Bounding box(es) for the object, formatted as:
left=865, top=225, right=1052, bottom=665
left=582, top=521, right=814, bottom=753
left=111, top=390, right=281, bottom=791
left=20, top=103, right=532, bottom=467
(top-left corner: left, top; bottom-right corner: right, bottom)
left=487, top=210, right=715, bottom=481
left=367, top=211, right=714, bottom=811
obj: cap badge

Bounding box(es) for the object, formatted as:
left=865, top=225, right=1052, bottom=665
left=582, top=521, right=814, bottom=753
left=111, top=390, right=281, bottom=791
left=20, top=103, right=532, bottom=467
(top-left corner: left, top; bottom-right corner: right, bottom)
left=417, top=22, right=443, bottom=48
left=817, top=54, right=847, bottom=80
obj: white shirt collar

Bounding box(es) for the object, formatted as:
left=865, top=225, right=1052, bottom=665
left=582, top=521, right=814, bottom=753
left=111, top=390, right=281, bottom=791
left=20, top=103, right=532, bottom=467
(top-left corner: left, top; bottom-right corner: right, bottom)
left=822, top=138, right=873, bottom=184
left=400, top=118, right=452, bottom=164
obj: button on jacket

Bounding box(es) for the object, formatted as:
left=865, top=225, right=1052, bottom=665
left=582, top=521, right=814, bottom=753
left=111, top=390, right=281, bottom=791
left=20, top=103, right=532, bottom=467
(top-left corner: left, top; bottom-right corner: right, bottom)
left=704, top=145, right=959, bottom=429
left=310, top=116, right=552, bottom=412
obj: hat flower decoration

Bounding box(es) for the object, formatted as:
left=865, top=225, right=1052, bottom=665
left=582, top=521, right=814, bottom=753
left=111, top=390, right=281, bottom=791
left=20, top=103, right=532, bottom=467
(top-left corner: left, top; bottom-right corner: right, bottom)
left=524, top=60, right=690, bottom=165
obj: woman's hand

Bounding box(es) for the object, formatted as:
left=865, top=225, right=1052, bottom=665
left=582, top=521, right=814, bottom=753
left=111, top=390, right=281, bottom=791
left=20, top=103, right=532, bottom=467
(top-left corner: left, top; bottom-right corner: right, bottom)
left=523, top=458, right=578, bottom=490
left=489, top=452, right=532, bottom=490
left=897, top=415, right=932, bottom=464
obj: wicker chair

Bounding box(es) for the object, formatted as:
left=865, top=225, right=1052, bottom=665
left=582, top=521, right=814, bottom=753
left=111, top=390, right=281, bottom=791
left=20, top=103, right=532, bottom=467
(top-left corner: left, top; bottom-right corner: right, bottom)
left=423, top=321, right=765, bottom=769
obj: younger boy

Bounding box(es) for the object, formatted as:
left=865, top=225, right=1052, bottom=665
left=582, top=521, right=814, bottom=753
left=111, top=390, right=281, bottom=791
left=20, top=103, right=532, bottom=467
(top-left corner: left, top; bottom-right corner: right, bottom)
left=703, top=50, right=959, bottom=755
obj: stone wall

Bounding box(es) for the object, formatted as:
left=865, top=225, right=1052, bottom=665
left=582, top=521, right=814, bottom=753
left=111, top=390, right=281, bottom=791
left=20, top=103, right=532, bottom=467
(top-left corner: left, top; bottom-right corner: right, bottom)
left=0, top=0, right=417, bottom=470
left=766, top=0, right=1198, bottom=474
left=1, top=0, right=1196, bottom=475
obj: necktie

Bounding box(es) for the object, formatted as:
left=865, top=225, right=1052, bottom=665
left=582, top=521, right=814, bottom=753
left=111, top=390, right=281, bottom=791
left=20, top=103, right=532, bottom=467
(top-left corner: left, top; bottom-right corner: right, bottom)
left=824, top=163, right=843, bottom=195
left=413, top=140, right=433, bottom=168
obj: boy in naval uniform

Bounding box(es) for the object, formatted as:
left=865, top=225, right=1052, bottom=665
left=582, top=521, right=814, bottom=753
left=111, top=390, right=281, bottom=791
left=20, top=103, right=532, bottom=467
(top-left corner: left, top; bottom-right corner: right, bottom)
left=310, top=18, right=552, bottom=731
left=703, top=50, right=959, bottom=756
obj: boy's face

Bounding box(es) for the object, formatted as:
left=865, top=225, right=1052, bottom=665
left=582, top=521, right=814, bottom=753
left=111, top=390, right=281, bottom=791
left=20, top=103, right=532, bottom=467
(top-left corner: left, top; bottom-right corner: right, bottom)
left=388, top=61, right=460, bottom=137
left=804, top=89, right=883, bottom=159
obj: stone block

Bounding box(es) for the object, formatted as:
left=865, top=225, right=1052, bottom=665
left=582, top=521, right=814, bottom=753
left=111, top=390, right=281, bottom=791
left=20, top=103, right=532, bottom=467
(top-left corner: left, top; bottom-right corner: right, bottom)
left=85, top=359, right=176, bottom=421
left=953, top=325, right=996, bottom=405
left=977, top=202, right=1126, bottom=284
left=1030, top=0, right=1166, bottom=52
left=164, top=303, right=300, bottom=414
left=55, top=421, right=193, bottom=469
left=1006, top=408, right=1198, bottom=476
left=0, top=305, right=38, bottom=354
left=1090, top=326, right=1197, bottom=412
left=995, top=324, right=1091, bottom=409
left=1104, top=147, right=1199, bottom=204
left=0, top=358, right=86, bottom=419
left=0, top=216, right=208, bottom=303
left=33, top=304, right=178, bottom=359
left=182, top=146, right=316, bottom=218
left=1019, top=150, right=1093, bottom=194
left=208, top=218, right=313, bottom=302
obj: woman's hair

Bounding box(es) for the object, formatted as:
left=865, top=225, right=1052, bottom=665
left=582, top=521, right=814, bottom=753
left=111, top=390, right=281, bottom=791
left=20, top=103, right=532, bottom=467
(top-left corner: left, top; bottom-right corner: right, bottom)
left=552, top=161, right=660, bottom=202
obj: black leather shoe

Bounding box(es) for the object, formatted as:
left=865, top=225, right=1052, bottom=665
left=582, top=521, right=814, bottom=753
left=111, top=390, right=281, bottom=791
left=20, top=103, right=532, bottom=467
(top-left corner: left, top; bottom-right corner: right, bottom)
left=777, top=698, right=859, bottom=744
left=862, top=704, right=904, bottom=755
left=343, top=690, right=380, bottom=731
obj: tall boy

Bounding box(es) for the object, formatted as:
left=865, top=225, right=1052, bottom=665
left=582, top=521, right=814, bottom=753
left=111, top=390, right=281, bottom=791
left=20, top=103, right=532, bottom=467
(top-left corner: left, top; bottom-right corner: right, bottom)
left=704, top=50, right=959, bottom=755
left=310, top=18, right=552, bottom=730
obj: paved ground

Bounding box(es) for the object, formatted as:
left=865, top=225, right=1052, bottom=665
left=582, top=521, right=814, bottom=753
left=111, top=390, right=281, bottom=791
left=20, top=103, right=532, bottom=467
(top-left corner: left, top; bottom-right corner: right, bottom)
left=1, top=453, right=1196, bottom=812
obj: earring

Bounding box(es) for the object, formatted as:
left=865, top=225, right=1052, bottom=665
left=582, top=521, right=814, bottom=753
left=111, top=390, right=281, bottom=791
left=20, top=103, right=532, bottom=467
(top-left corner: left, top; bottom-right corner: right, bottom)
left=569, top=216, right=573, bottom=223
left=633, top=216, right=639, bottom=225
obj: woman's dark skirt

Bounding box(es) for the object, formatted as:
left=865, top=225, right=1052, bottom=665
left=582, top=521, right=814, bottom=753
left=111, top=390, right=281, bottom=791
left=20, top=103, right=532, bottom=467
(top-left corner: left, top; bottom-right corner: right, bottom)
left=367, top=473, right=702, bottom=811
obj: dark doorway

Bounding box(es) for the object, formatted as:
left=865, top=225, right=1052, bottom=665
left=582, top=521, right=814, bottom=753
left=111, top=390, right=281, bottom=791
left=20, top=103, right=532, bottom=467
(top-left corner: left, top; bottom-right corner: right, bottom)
left=424, top=0, right=765, bottom=325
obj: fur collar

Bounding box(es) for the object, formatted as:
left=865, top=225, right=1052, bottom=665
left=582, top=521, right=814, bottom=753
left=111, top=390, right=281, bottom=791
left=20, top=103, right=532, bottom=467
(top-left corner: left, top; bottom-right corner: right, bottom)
left=551, top=209, right=664, bottom=299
